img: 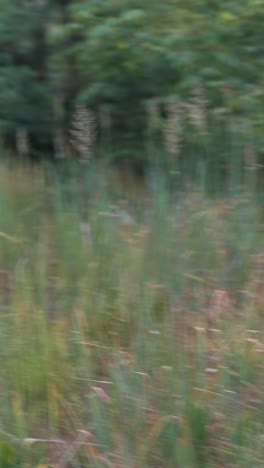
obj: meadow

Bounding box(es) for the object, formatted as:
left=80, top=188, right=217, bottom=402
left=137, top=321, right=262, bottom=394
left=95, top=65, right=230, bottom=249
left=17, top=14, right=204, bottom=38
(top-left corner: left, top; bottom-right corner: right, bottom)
left=0, top=162, right=263, bottom=467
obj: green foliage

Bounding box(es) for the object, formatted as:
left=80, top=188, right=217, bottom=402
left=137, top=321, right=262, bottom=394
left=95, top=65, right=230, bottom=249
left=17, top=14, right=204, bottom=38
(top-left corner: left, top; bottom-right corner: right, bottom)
left=0, top=442, right=17, bottom=467
left=0, top=162, right=264, bottom=466
left=0, top=0, right=53, bottom=152
left=0, top=0, right=263, bottom=163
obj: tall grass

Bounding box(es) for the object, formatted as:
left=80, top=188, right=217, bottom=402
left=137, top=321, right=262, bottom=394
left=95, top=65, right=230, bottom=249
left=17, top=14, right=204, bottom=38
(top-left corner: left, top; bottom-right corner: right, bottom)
left=0, top=162, right=263, bottom=467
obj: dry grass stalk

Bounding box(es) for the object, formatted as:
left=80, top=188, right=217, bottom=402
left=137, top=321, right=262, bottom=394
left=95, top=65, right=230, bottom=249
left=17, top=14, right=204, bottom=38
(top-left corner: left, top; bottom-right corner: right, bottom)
left=185, top=86, right=208, bottom=135
left=16, top=127, right=29, bottom=156
left=92, top=386, right=111, bottom=403
left=69, top=105, right=96, bottom=163
left=164, top=98, right=183, bottom=163
left=244, top=146, right=257, bottom=170
left=56, top=430, right=99, bottom=468
left=207, top=289, right=229, bottom=326
left=250, top=252, right=264, bottom=308
left=244, top=145, right=257, bottom=189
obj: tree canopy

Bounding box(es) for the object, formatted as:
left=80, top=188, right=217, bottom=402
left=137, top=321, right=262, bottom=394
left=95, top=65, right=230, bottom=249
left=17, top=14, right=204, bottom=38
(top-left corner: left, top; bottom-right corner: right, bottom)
left=0, top=0, right=263, bottom=162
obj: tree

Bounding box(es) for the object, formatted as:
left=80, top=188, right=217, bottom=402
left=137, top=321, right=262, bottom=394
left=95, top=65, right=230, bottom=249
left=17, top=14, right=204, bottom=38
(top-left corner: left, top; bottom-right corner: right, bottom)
left=0, top=0, right=262, bottom=162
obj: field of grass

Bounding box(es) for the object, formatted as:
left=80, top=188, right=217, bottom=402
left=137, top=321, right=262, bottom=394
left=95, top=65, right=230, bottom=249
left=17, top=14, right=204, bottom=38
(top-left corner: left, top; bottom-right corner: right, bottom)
left=0, top=162, right=263, bottom=467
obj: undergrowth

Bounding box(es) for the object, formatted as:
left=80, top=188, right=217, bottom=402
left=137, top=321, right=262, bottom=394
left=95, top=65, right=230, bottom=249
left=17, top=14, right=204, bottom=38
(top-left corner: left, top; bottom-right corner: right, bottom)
left=0, top=162, right=263, bottom=467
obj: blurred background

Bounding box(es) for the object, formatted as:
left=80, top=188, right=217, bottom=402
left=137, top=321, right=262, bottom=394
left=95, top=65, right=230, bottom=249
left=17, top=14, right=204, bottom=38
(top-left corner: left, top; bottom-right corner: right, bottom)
left=0, top=2, right=264, bottom=467
left=0, top=0, right=263, bottom=183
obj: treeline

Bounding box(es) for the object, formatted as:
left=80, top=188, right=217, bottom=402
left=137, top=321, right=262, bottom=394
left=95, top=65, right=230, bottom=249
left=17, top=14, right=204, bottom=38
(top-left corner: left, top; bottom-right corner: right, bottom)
left=0, top=0, right=263, bottom=171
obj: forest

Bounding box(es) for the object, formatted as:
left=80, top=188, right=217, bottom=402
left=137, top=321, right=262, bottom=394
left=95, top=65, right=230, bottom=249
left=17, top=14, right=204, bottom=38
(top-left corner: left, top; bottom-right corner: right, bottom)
left=0, top=1, right=264, bottom=467
left=0, top=0, right=263, bottom=175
